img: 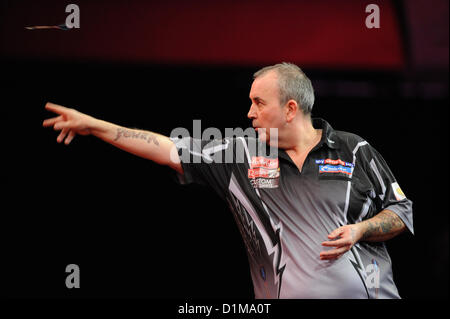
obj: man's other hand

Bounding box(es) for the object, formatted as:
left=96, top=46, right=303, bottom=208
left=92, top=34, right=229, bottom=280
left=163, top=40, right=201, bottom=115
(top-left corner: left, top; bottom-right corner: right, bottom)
left=319, top=224, right=362, bottom=260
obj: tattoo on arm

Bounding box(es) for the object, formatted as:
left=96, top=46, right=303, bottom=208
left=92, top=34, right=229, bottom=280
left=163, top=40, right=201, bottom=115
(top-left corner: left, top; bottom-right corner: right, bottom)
left=114, top=128, right=159, bottom=146
left=361, top=210, right=405, bottom=241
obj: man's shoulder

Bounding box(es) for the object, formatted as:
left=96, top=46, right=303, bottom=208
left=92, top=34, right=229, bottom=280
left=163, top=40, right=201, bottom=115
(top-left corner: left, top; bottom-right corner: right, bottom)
left=332, top=129, right=369, bottom=150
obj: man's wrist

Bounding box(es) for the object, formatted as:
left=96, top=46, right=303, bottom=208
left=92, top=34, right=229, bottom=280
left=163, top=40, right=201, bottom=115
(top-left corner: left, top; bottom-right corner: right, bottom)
left=353, top=222, right=367, bottom=243
left=90, top=118, right=115, bottom=137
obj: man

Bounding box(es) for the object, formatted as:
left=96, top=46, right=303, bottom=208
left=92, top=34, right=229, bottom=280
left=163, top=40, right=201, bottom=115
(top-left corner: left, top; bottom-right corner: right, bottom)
left=43, top=62, right=413, bottom=299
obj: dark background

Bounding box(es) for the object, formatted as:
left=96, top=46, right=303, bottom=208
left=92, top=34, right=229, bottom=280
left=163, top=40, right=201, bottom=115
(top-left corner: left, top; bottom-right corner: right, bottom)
left=0, top=0, right=448, bottom=301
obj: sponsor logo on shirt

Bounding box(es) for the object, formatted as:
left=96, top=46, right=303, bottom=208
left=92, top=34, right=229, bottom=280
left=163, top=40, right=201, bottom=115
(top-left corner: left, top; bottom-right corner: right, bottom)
left=391, top=182, right=406, bottom=201
left=250, top=177, right=279, bottom=189
left=248, top=167, right=280, bottom=179
left=249, top=156, right=279, bottom=189
left=251, top=157, right=279, bottom=169
left=318, top=164, right=353, bottom=175
left=316, top=158, right=354, bottom=176
left=315, top=158, right=354, bottom=167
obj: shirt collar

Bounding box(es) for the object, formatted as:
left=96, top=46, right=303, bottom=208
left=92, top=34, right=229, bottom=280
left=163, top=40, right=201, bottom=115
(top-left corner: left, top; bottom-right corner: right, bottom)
left=312, top=118, right=340, bottom=150
left=277, top=118, right=339, bottom=163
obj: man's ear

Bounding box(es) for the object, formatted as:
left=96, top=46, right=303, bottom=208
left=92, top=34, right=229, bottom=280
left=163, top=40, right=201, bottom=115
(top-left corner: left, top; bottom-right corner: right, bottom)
left=285, top=100, right=299, bottom=123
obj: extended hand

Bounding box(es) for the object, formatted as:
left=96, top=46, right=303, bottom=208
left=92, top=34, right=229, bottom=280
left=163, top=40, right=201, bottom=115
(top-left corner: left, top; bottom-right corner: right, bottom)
left=319, top=224, right=362, bottom=260
left=42, top=102, right=95, bottom=145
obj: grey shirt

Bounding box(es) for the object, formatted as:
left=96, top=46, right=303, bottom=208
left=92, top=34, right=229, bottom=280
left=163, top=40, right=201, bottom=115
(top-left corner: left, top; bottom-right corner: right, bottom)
left=172, top=118, right=413, bottom=299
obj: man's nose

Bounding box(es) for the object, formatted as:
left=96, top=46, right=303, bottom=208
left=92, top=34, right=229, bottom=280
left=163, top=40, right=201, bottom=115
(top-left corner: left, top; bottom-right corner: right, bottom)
left=247, top=104, right=257, bottom=119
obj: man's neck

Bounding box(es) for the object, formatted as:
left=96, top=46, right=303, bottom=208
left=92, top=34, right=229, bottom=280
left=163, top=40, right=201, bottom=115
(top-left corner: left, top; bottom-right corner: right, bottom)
left=281, top=117, right=322, bottom=155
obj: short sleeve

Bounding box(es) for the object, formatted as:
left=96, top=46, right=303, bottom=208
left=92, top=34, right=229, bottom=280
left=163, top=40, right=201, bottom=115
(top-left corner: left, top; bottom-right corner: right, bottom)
left=358, top=144, right=414, bottom=235
left=170, top=137, right=236, bottom=200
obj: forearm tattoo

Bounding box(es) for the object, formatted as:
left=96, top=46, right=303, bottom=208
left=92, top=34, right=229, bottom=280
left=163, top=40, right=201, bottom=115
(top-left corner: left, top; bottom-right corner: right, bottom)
left=361, top=210, right=405, bottom=241
left=114, top=128, right=159, bottom=146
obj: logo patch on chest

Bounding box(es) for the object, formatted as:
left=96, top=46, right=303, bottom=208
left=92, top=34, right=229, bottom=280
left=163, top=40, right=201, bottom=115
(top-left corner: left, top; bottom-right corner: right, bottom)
left=316, top=158, right=354, bottom=177
left=248, top=156, right=280, bottom=188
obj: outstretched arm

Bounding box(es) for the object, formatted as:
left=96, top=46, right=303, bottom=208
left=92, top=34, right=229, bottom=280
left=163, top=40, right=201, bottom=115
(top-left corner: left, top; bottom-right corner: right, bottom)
left=42, top=102, right=183, bottom=174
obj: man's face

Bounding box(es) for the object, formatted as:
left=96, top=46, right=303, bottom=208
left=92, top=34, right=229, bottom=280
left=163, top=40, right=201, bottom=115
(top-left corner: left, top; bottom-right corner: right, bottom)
left=248, top=70, right=285, bottom=145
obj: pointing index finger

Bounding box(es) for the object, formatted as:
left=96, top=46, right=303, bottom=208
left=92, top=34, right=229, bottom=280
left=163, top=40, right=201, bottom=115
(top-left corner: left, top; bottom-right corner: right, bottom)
left=45, top=102, right=68, bottom=115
